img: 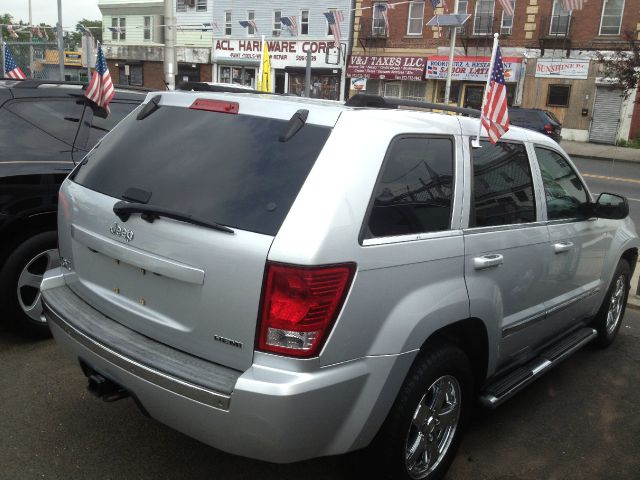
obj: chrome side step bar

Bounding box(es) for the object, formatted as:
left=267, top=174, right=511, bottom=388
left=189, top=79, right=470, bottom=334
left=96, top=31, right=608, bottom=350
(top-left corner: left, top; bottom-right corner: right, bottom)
left=480, top=327, right=597, bottom=409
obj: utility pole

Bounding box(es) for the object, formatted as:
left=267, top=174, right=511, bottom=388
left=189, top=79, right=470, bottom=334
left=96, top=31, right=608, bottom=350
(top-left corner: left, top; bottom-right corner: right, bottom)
left=57, top=0, right=64, bottom=81
left=443, top=0, right=460, bottom=105
left=164, top=0, right=176, bottom=89
left=29, top=0, right=33, bottom=77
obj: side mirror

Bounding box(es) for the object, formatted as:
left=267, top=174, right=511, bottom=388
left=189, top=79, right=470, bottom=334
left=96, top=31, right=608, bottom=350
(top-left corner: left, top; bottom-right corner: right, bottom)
left=594, top=192, right=629, bottom=220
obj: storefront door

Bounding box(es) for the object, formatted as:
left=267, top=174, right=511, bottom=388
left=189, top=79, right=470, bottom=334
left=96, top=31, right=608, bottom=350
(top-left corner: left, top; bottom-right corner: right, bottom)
left=463, top=84, right=485, bottom=110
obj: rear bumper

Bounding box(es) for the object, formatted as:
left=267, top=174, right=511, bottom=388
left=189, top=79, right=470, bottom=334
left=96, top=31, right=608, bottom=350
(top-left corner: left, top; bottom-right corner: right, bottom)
left=42, top=276, right=416, bottom=463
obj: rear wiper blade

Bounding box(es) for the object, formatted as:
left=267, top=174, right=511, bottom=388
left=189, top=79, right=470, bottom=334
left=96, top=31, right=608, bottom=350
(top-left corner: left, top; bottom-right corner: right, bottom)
left=113, top=201, right=234, bottom=234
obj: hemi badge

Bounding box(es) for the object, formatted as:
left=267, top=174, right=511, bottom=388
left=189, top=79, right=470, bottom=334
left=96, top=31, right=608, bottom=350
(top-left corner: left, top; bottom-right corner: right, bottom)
left=214, top=335, right=243, bottom=349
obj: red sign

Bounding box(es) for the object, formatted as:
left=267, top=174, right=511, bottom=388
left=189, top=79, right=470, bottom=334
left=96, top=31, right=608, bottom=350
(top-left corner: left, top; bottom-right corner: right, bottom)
left=347, top=55, right=426, bottom=81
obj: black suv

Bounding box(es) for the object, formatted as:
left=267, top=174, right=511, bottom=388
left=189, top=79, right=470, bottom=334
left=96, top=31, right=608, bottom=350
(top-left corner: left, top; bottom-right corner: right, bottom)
left=509, top=107, right=562, bottom=142
left=0, top=79, right=146, bottom=336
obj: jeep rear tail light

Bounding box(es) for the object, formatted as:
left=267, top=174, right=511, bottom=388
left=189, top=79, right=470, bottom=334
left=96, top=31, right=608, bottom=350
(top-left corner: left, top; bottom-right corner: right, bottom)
left=257, top=263, right=356, bottom=358
left=544, top=123, right=554, bottom=134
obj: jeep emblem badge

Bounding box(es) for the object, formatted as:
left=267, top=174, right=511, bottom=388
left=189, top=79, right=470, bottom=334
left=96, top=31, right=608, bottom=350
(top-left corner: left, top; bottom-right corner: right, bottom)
left=109, top=222, right=135, bottom=242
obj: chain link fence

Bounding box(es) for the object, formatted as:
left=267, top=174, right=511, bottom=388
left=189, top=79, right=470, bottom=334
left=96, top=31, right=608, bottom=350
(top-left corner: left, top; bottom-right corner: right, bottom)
left=2, top=41, right=87, bottom=81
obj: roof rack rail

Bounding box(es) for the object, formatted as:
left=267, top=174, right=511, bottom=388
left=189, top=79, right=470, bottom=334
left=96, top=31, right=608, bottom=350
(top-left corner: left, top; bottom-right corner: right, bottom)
left=345, top=94, right=481, bottom=118
left=175, top=81, right=267, bottom=95
left=9, top=78, right=153, bottom=92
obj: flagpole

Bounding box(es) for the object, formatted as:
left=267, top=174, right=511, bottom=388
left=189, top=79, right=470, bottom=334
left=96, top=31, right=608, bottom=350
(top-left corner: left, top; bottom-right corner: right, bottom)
left=473, top=32, right=499, bottom=148
left=258, top=34, right=265, bottom=90
left=443, top=0, right=459, bottom=105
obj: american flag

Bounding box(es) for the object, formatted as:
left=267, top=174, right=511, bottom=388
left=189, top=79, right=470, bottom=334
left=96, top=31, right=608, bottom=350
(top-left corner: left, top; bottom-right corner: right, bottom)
left=481, top=46, right=510, bottom=144
left=84, top=43, right=115, bottom=114
left=239, top=20, right=258, bottom=32
left=563, top=0, right=584, bottom=10
left=4, top=44, right=26, bottom=80
left=498, top=0, right=515, bottom=16
left=30, top=26, right=44, bottom=38
left=377, top=4, right=389, bottom=31
left=78, top=24, right=93, bottom=37
left=324, top=10, right=344, bottom=44
left=281, top=16, right=298, bottom=35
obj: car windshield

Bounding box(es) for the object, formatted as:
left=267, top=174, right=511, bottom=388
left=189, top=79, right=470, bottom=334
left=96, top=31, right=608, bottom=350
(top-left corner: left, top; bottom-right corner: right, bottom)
left=72, top=105, right=332, bottom=236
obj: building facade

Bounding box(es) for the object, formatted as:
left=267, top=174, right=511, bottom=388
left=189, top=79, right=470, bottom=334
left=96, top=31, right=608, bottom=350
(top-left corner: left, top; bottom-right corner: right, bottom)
left=348, top=0, right=640, bottom=143
left=99, top=0, right=355, bottom=99
left=210, top=1, right=354, bottom=100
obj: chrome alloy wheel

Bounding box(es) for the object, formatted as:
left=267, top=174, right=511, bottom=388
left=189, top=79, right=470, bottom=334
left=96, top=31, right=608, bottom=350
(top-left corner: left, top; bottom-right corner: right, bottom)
left=606, top=275, right=626, bottom=335
left=16, top=249, right=59, bottom=323
left=404, top=375, right=461, bottom=479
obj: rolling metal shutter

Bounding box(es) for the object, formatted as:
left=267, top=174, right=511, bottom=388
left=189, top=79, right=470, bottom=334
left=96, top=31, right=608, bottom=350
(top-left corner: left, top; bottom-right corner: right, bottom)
left=589, top=87, right=623, bottom=144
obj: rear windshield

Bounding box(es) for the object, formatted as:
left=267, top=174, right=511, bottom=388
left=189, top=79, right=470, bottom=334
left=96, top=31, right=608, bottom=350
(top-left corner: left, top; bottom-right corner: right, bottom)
left=508, top=109, right=533, bottom=123
left=543, top=110, right=560, bottom=124
left=72, top=105, right=332, bottom=236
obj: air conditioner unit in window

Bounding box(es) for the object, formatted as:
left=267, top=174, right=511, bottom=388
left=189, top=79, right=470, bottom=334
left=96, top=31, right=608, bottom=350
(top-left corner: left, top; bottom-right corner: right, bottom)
left=185, top=0, right=196, bottom=8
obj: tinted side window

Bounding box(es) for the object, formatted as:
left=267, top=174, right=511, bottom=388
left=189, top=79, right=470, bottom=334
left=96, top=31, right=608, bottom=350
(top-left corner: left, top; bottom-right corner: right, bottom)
left=86, top=102, right=139, bottom=147
left=534, top=147, right=588, bottom=220
left=471, top=141, right=536, bottom=227
left=366, top=136, right=454, bottom=239
left=5, top=99, right=84, bottom=146
left=0, top=107, right=74, bottom=162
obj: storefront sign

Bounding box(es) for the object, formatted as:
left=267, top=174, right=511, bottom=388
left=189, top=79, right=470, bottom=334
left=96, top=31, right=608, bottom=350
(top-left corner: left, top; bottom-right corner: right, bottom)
left=425, top=56, right=523, bottom=82
left=351, top=77, right=367, bottom=91
left=44, top=50, right=83, bottom=67
left=535, top=59, right=589, bottom=79
left=346, top=55, right=426, bottom=81
left=213, top=39, right=342, bottom=69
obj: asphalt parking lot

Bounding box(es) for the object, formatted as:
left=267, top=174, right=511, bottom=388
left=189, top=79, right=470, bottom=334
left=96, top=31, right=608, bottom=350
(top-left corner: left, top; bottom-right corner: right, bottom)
left=1, top=309, right=639, bottom=480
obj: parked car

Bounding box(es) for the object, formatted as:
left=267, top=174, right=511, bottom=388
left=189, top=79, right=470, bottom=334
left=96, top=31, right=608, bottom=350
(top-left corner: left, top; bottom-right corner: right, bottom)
left=41, top=92, right=637, bottom=480
left=0, top=79, right=147, bottom=337
left=509, top=107, right=562, bottom=142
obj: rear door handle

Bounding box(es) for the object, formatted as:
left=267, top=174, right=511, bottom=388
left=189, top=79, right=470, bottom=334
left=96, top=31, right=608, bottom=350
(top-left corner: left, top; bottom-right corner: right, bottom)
left=553, top=241, right=574, bottom=253
left=473, top=254, right=504, bottom=270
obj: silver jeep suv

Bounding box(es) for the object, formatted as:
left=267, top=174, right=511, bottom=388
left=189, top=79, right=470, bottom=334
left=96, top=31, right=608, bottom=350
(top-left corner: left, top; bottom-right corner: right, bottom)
left=41, top=91, right=638, bottom=480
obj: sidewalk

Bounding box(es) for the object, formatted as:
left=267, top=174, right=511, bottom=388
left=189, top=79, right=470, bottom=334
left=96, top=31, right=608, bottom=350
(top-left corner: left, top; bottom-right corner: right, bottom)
left=561, top=140, right=640, bottom=163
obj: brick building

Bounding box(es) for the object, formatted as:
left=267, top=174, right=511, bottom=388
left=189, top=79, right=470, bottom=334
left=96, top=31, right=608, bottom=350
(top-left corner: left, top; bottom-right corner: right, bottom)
left=348, top=0, right=640, bottom=143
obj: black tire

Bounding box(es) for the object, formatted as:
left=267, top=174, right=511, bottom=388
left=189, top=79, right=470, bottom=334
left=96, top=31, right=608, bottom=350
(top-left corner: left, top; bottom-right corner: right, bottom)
left=374, top=342, right=473, bottom=480
left=0, top=231, right=58, bottom=338
left=592, top=259, right=631, bottom=348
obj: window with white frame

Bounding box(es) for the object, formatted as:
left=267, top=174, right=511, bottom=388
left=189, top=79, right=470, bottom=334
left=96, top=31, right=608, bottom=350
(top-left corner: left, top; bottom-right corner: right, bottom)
left=143, top=16, right=151, bottom=41
left=176, top=0, right=186, bottom=13
left=473, top=0, right=495, bottom=35
left=111, top=17, right=126, bottom=41
left=196, top=0, right=207, bottom=12
left=247, top=10, right=256, bottom=35
left=407, top=1, right=425, bottom=35
left=274, top=10, right=282, bottom=36
left=301, top=10, right=309, bottom=35
left=600, top=0, right=625, bottom=35
left=456, top=0, right=469, bottom=34
left=372, top=2, right=388, bottom=36
left=225, top=11, right=232, bottom=35
left=500, top=0, right=515, bottom=35
left=550, top=0, right=571, bottom=35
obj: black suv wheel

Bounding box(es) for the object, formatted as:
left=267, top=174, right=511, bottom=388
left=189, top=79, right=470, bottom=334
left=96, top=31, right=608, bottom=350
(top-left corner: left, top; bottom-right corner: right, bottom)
left=0, top=231, right=59, bottom=337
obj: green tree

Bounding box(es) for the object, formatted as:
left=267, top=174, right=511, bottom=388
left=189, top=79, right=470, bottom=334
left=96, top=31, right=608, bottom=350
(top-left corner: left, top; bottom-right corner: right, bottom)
left=68, top=19, right=102, bottom=48
left=596, top=30, right=640, bottom=99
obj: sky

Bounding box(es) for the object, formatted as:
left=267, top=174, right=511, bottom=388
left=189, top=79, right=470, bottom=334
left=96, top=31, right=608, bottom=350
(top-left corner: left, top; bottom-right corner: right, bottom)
left=3, top=0, right=101, bottom=29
